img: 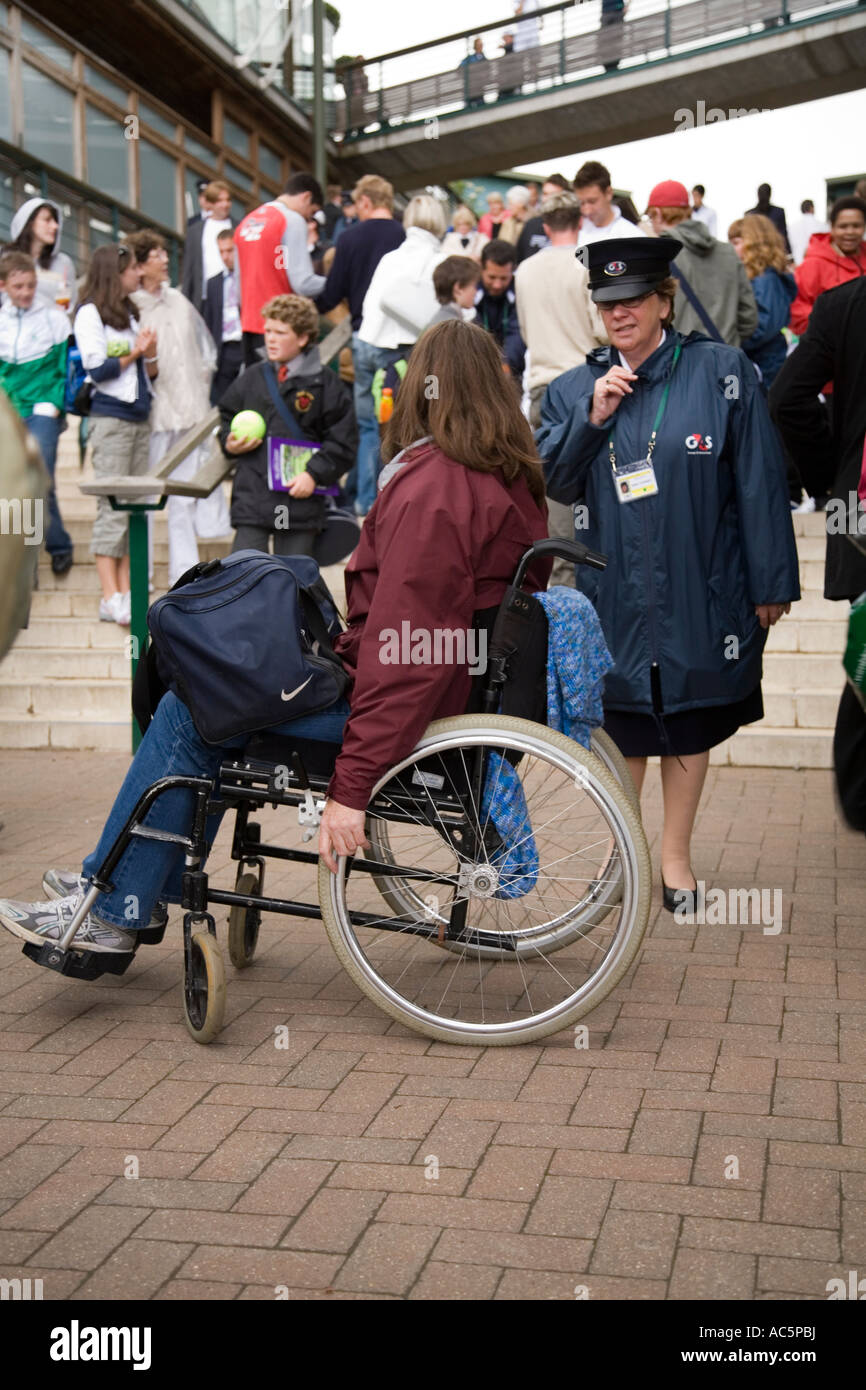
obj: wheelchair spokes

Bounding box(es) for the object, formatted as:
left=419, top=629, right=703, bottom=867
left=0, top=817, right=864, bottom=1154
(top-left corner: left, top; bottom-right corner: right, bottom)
left=321, top=715, right=651, bottom=1044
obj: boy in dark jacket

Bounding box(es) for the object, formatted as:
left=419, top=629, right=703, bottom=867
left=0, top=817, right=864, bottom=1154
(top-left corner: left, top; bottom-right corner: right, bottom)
left=219, top=294, right=357, bottom=556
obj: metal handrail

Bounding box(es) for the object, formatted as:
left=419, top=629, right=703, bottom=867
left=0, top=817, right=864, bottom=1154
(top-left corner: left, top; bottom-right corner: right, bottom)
left=345, top=0, right=848, bottom=71
left=335, top=0, right=855, bottom=136
left=337, top=0, right=581, bottom=72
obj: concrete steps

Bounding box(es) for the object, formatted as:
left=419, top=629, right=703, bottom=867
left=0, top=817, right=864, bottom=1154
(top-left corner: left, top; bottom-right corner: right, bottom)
left=0, top=440, right=849, bottom=764
left=717, top=509, right=844, bottom=770
left=0, top=430, right=233, bottom=750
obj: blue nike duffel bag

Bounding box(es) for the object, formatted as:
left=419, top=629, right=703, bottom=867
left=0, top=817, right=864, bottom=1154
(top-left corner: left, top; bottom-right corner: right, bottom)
left=132, top=551, right=348, bottom=744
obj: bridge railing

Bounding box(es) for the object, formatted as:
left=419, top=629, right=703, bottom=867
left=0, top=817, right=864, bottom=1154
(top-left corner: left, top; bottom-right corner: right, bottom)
left=335, top=0, right=850, bottom=139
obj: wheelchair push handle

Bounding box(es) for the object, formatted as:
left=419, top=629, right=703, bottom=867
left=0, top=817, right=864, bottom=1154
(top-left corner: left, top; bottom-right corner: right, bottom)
left=512, top=538, right=607, bottom=590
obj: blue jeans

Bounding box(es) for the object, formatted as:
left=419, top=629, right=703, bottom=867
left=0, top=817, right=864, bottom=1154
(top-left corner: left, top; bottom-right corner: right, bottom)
left=81, top=692, right=350, bottom=929
left=26, top=413, right=73, bottom=557
left=351, top=335, right=406, bottom=513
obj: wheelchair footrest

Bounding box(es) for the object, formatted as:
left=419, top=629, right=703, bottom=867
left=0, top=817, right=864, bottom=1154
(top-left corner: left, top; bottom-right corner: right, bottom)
left=21, top=940, right=137, bottom=979
left=136, top=919, right=168, bottom=946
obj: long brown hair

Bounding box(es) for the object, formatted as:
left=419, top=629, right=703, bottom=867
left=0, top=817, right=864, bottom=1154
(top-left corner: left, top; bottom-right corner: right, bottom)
left=78, top=245, right=136, bottom=331
left=727, top=214, right=787, bottom=277
left=382, top=319, right=545, bottom=503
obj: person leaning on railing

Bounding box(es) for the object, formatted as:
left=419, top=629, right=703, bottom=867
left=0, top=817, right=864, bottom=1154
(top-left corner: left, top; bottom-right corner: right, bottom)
left=73, top=245, right=158, bottom=628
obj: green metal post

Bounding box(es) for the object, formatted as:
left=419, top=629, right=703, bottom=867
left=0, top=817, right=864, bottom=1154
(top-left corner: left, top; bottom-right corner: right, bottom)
left=128, top=511, right=149, bottom=752
left=312, top=0, right=326, bottom=189
left=109, top=496, right=167, bottom=752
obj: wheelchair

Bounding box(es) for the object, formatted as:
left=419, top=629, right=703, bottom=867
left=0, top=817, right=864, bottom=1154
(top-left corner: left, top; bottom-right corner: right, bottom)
left=26, top=539, right=652, bottom=1047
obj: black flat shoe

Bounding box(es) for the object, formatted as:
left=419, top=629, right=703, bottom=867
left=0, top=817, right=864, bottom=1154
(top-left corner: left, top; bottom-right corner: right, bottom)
left=51, top=551, right=74, bottom=576
left=662, top=876, right=700, bottom=915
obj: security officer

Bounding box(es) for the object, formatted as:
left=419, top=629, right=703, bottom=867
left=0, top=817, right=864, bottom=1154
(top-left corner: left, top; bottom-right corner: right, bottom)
left=537, top=237, right=800, bottom=913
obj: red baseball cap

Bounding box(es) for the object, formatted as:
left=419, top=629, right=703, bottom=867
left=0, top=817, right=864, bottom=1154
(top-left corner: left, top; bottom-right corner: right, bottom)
left=646, top=180, right=691, bottom=209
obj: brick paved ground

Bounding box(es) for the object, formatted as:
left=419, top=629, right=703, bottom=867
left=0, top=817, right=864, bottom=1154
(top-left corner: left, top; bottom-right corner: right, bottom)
left=0, top=750, right=863, bottom=1301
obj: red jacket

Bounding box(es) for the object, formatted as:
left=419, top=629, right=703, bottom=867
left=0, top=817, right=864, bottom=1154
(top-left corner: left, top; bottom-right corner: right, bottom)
left=790, top=233, right=866, bottom=337
left=328, top=441, right=551, bottom=809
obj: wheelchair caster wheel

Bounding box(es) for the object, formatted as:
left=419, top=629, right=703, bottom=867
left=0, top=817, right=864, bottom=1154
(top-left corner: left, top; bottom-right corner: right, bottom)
left=228, top=871, right=262, bottom=970
left=183, top=930, right=226, bottom=1044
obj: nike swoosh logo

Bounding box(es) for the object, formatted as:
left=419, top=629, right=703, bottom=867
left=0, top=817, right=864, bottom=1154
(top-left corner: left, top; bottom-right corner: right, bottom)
left=281, top=674, right=314, bottom=702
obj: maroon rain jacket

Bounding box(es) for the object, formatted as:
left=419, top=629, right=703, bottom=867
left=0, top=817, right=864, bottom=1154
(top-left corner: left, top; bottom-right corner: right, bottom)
left=328, top=441, right=551, bottom=809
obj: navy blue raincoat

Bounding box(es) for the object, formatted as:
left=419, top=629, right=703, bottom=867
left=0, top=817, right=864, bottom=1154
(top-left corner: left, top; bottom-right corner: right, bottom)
left=537, top=330, right=800, bottom=718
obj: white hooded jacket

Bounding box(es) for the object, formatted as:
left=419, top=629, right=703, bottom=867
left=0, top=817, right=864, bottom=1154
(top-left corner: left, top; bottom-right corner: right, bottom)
left=9, top=198, right=78, bottom=317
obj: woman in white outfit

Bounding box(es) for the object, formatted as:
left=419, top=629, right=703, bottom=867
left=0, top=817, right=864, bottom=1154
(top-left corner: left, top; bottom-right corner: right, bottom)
left=126, top=230, right=230, bottom=585
left=441, top=206, right=489, bottom=262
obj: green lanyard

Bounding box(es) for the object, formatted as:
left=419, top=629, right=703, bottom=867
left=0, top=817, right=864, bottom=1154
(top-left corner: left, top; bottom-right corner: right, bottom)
left=608, top=341, right=681, bottom=471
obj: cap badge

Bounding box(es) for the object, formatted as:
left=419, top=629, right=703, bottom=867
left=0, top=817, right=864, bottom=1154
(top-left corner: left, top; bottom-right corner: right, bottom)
left=604, top=260, right=627, bottom=276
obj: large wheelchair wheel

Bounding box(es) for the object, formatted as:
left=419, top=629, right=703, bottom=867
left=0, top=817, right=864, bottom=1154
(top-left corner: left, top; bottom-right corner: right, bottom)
left=366, top=724, right=640, bottom=946
left=320, top=715, right=651, bottom=1046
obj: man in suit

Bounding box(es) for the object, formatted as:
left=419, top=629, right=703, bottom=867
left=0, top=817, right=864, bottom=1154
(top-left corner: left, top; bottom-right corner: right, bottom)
left=771, top=276, right=866, bottom=602
left=746, top=183, right=790, bottom=253
left=203, top=229, right=243, bottom=404
left=770, top=276, right=866, bottom=830
left=182, top=180, right=232, bottom=309
left=186, top=178, right=210, bottom=228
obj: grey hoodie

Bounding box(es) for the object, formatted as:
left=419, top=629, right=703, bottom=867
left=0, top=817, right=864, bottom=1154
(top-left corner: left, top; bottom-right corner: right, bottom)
left=660, top=219, right=757, bottom=348
left=8, top=197, right=78, bottom=317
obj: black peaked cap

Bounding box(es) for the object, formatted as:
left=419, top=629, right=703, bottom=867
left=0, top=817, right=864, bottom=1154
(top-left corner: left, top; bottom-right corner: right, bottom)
left=576, top=236, right=681, bottom=302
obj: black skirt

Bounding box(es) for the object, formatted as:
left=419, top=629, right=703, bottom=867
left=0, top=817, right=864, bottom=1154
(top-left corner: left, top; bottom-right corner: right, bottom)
left=602, top=686, right=764, bottom=758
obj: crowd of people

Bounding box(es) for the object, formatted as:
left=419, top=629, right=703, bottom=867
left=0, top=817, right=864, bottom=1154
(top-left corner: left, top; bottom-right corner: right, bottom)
left=0, top=148, right=864, bottom=956
left=3, top=165, right=861, bottom=602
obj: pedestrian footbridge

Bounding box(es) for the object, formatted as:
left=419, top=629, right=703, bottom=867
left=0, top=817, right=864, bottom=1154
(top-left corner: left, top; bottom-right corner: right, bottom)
left=334, top=0, right=866, bottom=184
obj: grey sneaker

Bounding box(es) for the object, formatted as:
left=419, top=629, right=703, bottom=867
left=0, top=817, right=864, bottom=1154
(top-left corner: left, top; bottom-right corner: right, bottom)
left=42, top=869, right=168, bottom=930
left=0, top=892, right=135, bottom=954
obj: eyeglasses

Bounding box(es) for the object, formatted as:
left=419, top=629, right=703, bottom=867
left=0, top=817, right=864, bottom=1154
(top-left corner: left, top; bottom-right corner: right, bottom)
left=599, top=290, right=657, bottom=310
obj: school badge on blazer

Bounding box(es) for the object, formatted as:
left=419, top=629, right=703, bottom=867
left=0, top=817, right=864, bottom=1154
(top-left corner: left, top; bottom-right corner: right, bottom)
left=294, top=390, right=314, bottom=413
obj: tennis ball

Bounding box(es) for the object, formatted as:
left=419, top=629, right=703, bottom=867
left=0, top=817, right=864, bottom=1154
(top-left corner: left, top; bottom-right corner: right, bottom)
left=230, top=410, right=267, bottom=444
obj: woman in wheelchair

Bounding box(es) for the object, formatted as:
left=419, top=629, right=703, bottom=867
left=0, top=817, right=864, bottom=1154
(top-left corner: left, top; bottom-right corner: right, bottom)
left=0, top=321, right=553, bottom=959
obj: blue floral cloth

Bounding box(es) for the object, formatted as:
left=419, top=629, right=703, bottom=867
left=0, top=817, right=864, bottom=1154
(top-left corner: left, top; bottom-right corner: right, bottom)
left=479, top=587, right=613, bottom=899
left=480, top=752, right=538, bottom=899
left=534, top=586, right=614, bottom=750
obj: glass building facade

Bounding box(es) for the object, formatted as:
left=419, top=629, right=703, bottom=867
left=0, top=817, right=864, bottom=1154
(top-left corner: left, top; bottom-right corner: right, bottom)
left=0, top=2, right=315, bottom=260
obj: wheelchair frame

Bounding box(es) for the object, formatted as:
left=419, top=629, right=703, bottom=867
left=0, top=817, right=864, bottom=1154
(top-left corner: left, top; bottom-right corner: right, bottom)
left=24, top=538, right=652, bottom=1047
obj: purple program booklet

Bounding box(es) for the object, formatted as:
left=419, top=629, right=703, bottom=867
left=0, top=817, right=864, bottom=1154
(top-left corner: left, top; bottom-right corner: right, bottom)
left=266, top=437, right=339, bottom=497
left=267, top=436, right=321, bottom=491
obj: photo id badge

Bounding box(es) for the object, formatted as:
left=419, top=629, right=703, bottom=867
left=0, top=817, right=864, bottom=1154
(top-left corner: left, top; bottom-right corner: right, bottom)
left=613, top=457, right=659, bottom=504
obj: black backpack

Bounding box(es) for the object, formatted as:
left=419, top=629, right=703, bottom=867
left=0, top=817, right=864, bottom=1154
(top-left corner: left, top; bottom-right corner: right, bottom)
left=132, top=551, right=348, bottom=745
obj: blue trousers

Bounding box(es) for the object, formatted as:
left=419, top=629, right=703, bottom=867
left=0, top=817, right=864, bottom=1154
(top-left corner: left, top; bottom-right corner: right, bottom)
left=351, top=335, right=405, bottom=513
left=81, top=692, right=349, bottom=928
left=26, top=413, right=73, bottom=557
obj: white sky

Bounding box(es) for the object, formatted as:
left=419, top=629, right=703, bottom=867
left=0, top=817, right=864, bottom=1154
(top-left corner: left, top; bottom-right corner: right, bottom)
left=331, top=0, right=866, bottom=228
